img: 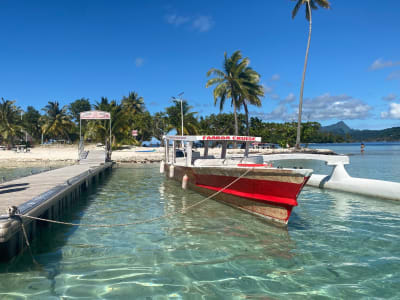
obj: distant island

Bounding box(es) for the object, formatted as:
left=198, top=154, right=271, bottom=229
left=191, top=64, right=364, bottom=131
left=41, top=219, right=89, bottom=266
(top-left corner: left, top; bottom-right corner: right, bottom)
left=320, top=121, right=400, bottom=142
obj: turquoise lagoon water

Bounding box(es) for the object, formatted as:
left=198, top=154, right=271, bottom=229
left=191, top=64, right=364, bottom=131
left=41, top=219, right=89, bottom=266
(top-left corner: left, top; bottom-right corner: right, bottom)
left=0, top=143, right=399, bottom=299
left=0, top=162, right=72, bottom=183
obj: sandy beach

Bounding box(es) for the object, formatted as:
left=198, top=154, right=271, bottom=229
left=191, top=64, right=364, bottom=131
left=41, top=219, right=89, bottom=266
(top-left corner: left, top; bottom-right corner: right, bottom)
left=0, top=144, right=335, bottom=165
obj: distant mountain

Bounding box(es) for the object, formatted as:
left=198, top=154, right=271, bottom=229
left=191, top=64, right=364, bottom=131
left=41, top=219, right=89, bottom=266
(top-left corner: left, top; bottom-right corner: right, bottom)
left=320, top=121, right=352, bottom=135
left=320, top=121, right=400, bottom=142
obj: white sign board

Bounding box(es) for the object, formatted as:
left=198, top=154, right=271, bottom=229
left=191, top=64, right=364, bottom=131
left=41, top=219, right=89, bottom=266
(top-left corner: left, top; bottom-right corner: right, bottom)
left=80, top=110, right=111, bottom=120
left=132, top=130, right=138, bottom=136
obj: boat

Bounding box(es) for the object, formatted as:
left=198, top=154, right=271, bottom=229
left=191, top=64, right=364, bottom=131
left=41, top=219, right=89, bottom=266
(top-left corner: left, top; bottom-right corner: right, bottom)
left=161, top=135, right=313, bottom=226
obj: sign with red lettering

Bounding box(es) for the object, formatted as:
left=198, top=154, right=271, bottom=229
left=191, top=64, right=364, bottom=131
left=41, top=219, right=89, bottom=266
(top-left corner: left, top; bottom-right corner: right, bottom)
left=132, top=130, right=138, bottom=136
left=201, top=135, right=257, bottom=141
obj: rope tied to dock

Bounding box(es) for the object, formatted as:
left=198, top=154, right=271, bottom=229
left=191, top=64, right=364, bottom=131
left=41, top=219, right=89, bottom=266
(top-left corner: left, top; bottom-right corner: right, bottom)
left=9, top=168, right=253, bottom=228
left=8, top=205, right=40, bottom=265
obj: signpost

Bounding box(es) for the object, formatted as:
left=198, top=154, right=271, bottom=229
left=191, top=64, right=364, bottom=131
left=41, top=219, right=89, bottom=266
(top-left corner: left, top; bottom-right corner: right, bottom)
left=79, top=110, right=112, bottom=150
left=131, top=130, right=138, bottom=137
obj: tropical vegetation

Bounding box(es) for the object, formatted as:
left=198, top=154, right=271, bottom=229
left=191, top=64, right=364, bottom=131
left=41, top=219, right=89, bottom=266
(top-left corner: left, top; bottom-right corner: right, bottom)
left=1, top=92, right=394, bottom=148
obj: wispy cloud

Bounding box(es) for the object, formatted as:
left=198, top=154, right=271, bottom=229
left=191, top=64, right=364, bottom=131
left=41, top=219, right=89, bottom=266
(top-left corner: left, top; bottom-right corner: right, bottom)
left=280, top=93, right=296, bottom=104
left=135, top=57, right=144, bottom=67
left=270, top=74, right=280, bottom=81
left=165, top=13, right=214, bottom=32
left=369, top=58, right=400, bottom=71
left=270, top=94, right=280, bottom=100
left=192, top=16, right=214, bottom=32
left=387, top=70, right=400, bottom=80
left=381, top=102, right=400, bottom=119
left=302, top=93, right=372, bottom=120
left=165, top=14, right=190, bottom=26
left=262, top=84, right=273, bottom=94
left=251, top=104, right=291, bottom=121
left=382, top=93, right=398, bottom=101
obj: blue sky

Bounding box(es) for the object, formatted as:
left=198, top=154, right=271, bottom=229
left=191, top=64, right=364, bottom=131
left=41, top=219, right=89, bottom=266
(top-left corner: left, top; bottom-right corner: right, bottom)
left=1, top=0, right=400, bottom=130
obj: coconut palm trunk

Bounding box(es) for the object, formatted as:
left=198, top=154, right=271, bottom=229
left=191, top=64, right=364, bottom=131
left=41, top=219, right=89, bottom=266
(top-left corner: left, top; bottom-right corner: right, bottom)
left=243, top=102, right=250, bottom=136
left=233, top=100, right=239, bottom=136
left=295, top=1, right=312, bottom=149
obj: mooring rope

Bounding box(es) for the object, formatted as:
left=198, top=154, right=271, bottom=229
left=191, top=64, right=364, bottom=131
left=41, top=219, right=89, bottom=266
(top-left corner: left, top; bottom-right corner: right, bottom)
left=10, top=168, right=253, bottom=228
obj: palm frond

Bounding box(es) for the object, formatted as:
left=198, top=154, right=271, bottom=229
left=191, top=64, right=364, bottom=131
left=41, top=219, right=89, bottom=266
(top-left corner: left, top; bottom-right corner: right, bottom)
left=206, top=77, right=225, bottom=88
left=314, top=0, right=330, bottom=9
left=292, top=0, right=303, bottom=19
left=206, top=68, right=225, bottom=78
left=305, top=3, right=310, bottom=21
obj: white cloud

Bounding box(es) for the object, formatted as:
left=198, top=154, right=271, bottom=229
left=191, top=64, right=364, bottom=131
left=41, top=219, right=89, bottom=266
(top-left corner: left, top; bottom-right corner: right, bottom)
left=382, top=93, right=397, bottom=101
left=165, top=13, right=214, bottom=32
left=302, top=93, right=372, bottom=120
left=165, top=14, right=190, bottom=26
left=135, top=57, right=144, bottom=67
left=381, top=102, right=400, bottom=119
left=280, top=93, right=296, bottom=104
left=369, top=58, right=400, bottom=70
left=270, top=74, right=280, bottom=81
left=192, top=16, right=214, bottom=32
left=387, top=70, right=400, bottom=80
left=270, top=94, right=280, bottom=100
left=251, top=104, right=290, bottom=121
left=262, top=84, right=273, bottom=94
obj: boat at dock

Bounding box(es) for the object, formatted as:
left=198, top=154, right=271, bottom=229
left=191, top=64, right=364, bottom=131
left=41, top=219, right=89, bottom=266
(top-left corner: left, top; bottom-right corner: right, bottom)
left=161, top=135, right=313, bottom=225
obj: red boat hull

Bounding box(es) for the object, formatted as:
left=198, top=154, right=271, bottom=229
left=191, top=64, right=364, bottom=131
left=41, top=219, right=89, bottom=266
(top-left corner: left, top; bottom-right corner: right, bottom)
left=165, top=164, right=310, bottom=225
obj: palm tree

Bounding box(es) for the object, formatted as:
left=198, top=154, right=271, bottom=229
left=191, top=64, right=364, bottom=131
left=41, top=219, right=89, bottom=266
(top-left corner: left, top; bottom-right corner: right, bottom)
left=206, top=50, right=263, bottom=136
left=87, top=97, right=130, bottom=146
left=41, top=101, right=74, bottom=142
left=166, top=100, right=198, bottom=135
left=0, top=98, right=22, bottom=147
left=238, top=68, right=264, bottom=136
left=291, top=0, right=330, bottom=149
left=121, top=91, right=145, bottom=115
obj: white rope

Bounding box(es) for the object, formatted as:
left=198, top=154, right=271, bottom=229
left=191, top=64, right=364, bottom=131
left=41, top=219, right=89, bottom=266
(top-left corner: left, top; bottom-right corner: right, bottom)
left=14, top=168, right=253, bottom=228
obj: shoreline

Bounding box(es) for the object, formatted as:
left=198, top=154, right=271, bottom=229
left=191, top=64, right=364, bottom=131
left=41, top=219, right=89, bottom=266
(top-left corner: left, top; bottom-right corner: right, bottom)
left=0, top=144, right=336, bottom=165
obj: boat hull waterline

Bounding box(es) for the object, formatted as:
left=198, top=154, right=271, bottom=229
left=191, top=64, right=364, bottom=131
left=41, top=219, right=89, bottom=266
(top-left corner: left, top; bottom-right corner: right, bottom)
left=165, top=164, right=311, bottom=225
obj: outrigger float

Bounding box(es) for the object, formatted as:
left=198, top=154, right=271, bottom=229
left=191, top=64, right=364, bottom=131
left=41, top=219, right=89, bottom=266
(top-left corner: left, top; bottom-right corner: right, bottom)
left=161, top=135, right=312, bottom=226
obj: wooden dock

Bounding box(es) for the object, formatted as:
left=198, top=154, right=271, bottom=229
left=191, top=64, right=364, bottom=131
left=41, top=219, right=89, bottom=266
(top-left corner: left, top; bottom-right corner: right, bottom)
left=0, top=149, right=113, bottom=262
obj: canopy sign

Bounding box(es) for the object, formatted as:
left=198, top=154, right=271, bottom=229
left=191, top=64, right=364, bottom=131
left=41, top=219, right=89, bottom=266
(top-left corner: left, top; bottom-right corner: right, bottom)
left=79, top=111, right=112, bottom=147
left=80, top=110, right=110, bottom=120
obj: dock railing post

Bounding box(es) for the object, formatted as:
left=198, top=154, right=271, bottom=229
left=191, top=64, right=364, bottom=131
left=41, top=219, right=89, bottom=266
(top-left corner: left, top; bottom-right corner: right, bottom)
left=186, top=142, right=193, bottom=166
left=172, top=140, right=176, bottom=164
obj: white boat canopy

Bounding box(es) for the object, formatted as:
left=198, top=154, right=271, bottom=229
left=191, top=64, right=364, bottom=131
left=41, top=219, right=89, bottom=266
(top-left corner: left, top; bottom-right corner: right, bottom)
left=163, top=135, right=261, bottom=142
left=163, top=135, right=262, bottom=166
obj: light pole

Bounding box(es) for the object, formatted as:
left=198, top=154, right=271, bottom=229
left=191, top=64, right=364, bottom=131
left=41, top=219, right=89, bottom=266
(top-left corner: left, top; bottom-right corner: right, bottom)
left=172, top=92, right=184, bottom=148
left=172, top=92, right=184, bottom=134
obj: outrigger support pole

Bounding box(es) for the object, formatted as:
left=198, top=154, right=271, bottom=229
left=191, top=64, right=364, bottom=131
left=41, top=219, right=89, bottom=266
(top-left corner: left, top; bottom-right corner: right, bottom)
left=245, top=142, right=250, bottom=158
left=204, top=141, right=209, bottom=157
left=221, top=141, right=227, bottom=159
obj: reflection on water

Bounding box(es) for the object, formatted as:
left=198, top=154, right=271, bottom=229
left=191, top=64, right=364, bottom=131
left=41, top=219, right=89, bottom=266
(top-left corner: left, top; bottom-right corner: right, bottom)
left=0, top=161, right=399, bottom=298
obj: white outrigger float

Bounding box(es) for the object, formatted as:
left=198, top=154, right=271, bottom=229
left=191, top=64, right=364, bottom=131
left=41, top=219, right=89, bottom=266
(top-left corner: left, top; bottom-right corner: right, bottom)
left=262, top=153, right=400, bottom=201
left=161, top=135, right=313, bottom=225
